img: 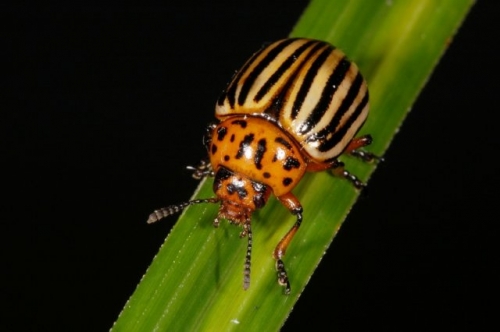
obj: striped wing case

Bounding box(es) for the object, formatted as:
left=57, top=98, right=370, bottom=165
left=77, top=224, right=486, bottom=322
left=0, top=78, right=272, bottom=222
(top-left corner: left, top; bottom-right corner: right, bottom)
left=215, top=38, right=369, bottom=163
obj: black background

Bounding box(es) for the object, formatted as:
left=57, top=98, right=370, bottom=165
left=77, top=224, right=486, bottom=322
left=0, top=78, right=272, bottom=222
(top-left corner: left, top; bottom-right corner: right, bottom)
left=4, top=1, right=499, bottom=331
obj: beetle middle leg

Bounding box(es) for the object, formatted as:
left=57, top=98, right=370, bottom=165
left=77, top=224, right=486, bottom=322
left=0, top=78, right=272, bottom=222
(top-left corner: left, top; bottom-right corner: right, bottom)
left=307, top=159, right=365, bottom=189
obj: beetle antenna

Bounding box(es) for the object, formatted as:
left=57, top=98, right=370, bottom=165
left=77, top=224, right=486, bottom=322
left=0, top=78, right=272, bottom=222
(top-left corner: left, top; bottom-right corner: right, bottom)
left=147, top=198, right=219, bottom=224
left=243, top=223, right=252, bottom=290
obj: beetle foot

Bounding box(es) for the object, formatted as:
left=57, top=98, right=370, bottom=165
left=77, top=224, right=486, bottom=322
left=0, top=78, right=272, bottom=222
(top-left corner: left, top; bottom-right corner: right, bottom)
left=276, top=259, right=291, bottom=295
left=342, top=170, right=366, bottom=189
left=350, top=149, right=384, bottom=163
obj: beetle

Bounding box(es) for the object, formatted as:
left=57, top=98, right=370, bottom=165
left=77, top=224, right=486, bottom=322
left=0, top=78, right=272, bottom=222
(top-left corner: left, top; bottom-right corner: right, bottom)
left=148, top=38, right=380, bottom=294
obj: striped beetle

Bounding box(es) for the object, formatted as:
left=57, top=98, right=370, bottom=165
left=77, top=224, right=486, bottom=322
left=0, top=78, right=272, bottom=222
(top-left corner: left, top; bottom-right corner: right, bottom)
left=148, top=38, right=380, bottom=294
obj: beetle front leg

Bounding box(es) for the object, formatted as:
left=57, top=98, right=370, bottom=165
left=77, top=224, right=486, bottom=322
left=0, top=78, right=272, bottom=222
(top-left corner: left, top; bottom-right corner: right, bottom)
left=274, top=192, right=303, bottom=295
left=186, top=122, right=218, bottom=180
left=186, top=159, right=213, bottom=180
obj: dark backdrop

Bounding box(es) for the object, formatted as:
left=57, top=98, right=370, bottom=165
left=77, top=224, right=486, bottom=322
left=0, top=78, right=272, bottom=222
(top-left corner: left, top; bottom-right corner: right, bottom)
left=4, top=1, right=498, bottom=331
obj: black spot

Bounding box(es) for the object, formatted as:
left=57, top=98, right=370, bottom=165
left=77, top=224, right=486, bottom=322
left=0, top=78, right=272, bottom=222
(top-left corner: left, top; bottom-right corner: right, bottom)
left=254, top=139, right=267, bottom=170
left=236, top=134, right=254, bottom=159
left=275, top=137, right=292, bottom=150
left=217, top=127, right=227, bottom=141
left=217, top=167, right=232, bottom=179
left=230, top=134, right=235, bottom=142
left=272, top=154, right=278, bottom=162
left=251, top=180, right=269, bottom=209
left=213, top=167, right=232, bottom=191
left=253, top=195, right=266, bottom=209
left=203, top=123, right=216, bottom=149
left=263, top=172, right=271, bottom=178
left=224, top=155, right=230, bottom=161
left=226, top=183, right=248, bottom=199
left=211, top=144, right=217, bottom=154
left=226, top=184, right=235, bottom=194
left=283, top=178, right=293, bottom=186
left=283, top=157, right=301, bottom=171
left=231, top=119, right=247, bottom=128
left=252, top=181, right=266, bottom=193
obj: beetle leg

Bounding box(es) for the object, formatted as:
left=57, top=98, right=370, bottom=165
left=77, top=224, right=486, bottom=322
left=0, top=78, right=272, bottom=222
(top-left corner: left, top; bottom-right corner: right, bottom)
left=330, top=159, right=365, bottom=189
left=306, top=135, right=382, bottom=188
left=186, top=159, right=214, bottom=180
left=185, top=123, right=218, bottom=180
left=345, top=135, right=384, bottom=163
left=308, top=159, right=365, bottom=189
left=203, top=122, right=217, bottom=150
left=274, top=192, right=303, bottom=295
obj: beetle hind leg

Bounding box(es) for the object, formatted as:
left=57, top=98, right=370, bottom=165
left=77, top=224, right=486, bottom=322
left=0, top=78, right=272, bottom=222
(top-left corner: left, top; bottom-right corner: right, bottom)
left=306, top=134, right=383, bottom=189
left=345, top=134, right=384, bottom=163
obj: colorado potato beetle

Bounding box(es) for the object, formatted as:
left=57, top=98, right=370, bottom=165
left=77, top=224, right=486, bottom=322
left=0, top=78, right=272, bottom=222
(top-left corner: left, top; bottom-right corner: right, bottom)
left=148, top=38, right=380, bottom=294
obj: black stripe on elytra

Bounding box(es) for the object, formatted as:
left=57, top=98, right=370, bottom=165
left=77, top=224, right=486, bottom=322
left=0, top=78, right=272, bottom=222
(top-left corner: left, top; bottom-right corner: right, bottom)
left=291, top=44, right=333, bottom=120
left=263, top=41, right=326, bottom=119
left=274, top=136, right=292, bottom=150
left=298, top=56, right=351, bottom=135
left=308, top=71, right=364, bottom=143
left=254, top=139, right=267, bottom=170
left=263, top=172, right=271, bottom=178
left=254, top=40, right=316, bottom=102
left=283, top=156, right=301, bottom=171
left=236, top=133, right=255, bottom=159
left=231, top=119, right=247, bottom=128
left=319, top=91, right=369, bottom=152
left=217, top=126, right=227, bottom=141
left=283, top=177, right=293, bottom=186
left=230, top=134, right=235, bottom=142
left=211, top=144, right=217, bottom=155
left=238, top=39, right=297, bottom=107
left=219, top=42, right=270, bottom=109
